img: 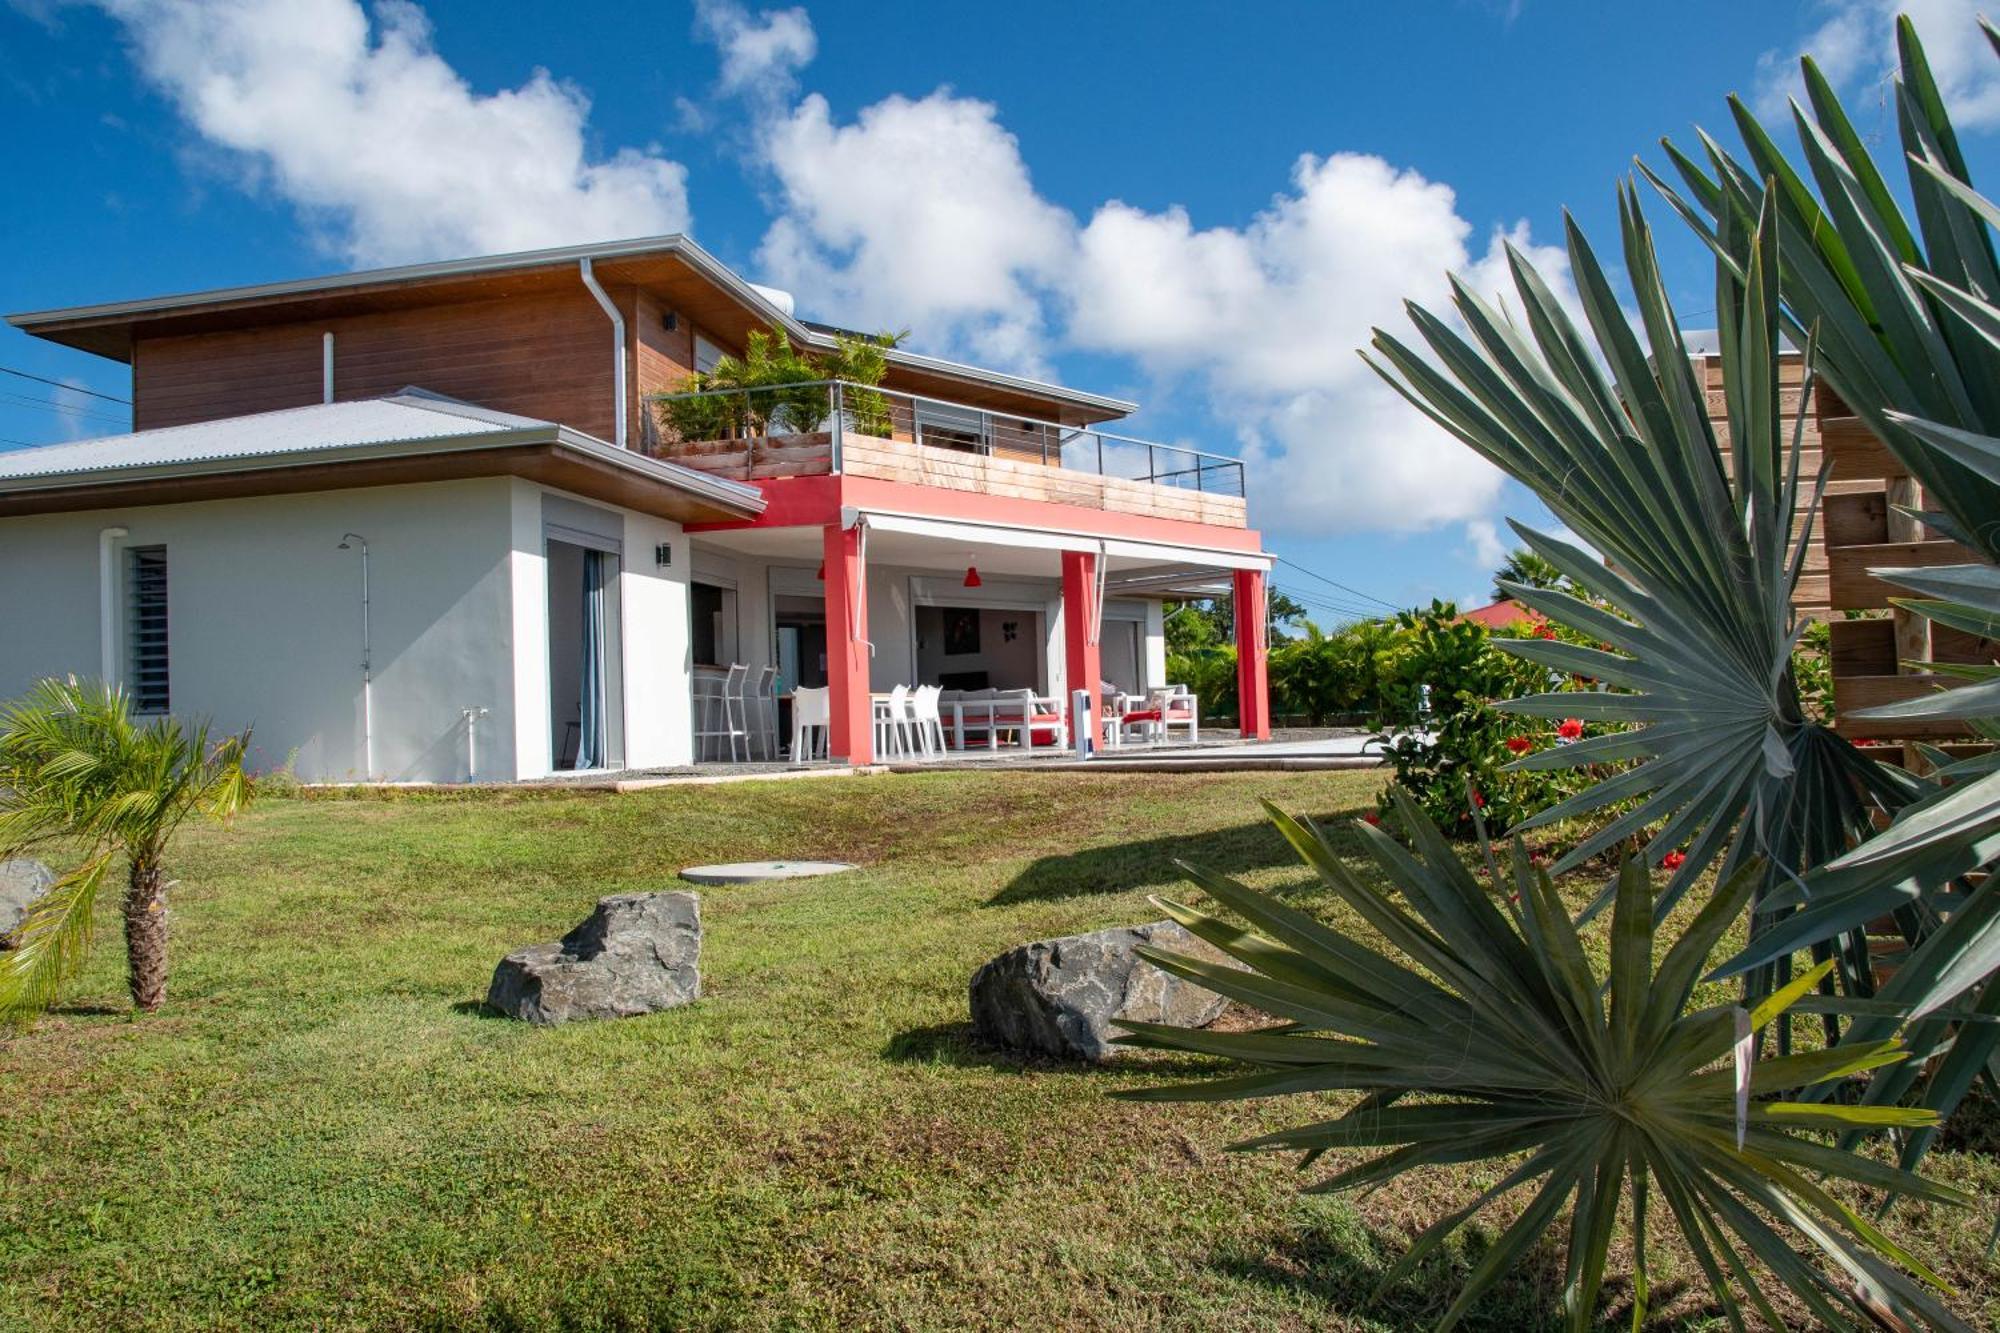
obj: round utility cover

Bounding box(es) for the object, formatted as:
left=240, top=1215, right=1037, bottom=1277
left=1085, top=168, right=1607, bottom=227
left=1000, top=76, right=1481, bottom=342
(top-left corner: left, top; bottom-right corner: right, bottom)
left=679, top=860, right=858, bottom=885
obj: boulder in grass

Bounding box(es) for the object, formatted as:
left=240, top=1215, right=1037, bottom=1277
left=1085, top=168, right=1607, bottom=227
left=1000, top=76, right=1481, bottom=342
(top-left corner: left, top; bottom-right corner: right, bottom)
left=486, top=891, right=700, bottom=1025
left=968, top=920, right=1228, bottom=1062
left=0, top=859, right=55, bottom=951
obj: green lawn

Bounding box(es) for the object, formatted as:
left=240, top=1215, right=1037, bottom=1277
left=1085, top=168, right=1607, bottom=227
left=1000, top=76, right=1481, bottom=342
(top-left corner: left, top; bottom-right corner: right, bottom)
left=0, top=770, right=1993, bottom=1330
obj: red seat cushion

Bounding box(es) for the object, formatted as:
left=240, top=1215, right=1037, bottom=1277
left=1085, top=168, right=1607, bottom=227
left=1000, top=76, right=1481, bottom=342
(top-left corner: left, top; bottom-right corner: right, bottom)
left=1121, top=709, right=1162, bottom=723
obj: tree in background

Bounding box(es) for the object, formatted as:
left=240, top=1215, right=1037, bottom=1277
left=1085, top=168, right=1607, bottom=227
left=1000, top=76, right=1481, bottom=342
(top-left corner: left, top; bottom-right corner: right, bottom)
left=1165, top=591, right=1308, bottom=725
left=1162, top=590, right=1307, bottom=654
left=1490, top=546, right=1569, bottom=600
left=1269, top=617, right=1401, bottom=726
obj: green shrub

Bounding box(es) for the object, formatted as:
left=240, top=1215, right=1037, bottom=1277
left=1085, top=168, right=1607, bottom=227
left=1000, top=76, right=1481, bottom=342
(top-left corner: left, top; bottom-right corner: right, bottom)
left=1268, top=618, right=1398, bottom=726
left=1368, top=601, right=1589, bottom=836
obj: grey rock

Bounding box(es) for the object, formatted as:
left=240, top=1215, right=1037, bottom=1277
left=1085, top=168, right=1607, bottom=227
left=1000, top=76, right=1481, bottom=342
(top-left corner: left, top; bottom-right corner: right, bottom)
left=969, top=920, right=1228, bottom=1062
left=0, top=859, right=55, bottom=950
left=486, top=891, right=700, bottom=1025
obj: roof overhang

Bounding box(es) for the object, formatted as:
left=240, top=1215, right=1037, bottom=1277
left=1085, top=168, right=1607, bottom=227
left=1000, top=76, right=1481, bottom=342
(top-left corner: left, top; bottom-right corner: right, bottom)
left=8, top=235, right=1137, bottom=423
left=0, top=423, right=766, bottom=523
left=838, top=505, right=1271, bottom=572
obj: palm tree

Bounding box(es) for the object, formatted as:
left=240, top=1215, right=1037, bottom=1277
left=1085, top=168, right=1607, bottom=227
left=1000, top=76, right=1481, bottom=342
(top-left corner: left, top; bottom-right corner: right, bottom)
left=0, top=677, right=250, bottom=1019
left=1490, top=547, right=1566, bottom=600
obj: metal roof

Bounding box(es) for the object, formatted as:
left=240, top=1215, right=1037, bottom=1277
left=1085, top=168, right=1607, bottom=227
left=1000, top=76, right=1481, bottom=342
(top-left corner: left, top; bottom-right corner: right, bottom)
left=0, top=391, right=541, bottom=481
left=7, top=234, right=1139, bottom=418
left=0, top=389, right=764, bottom=516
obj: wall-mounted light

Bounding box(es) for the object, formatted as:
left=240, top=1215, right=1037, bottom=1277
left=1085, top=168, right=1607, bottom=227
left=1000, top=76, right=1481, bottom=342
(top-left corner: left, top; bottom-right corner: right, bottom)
left=663, top=311, right=679, bottom=333
left=655, top=542, right=673, bottom=568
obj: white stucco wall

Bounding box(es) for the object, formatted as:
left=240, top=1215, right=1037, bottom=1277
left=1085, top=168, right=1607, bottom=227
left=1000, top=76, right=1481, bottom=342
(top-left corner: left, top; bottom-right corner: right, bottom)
left=0, top=478, right=519, bottom=783
left=0, top=476, right=693, bottom=784
left=620, top=508, right=691, bottom=769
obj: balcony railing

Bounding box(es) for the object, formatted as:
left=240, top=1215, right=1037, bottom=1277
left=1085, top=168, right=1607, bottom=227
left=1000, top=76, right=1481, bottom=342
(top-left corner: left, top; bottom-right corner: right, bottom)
left=650, top=379, right=1246, bottom=497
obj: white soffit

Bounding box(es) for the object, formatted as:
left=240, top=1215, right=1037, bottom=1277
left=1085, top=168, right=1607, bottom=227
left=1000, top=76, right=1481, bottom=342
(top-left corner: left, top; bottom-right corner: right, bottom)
left=843, top=507, right=1271, bottom=572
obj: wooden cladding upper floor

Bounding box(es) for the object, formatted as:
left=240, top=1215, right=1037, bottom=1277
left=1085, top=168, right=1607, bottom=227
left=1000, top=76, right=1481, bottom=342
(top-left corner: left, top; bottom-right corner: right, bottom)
left=659, top=430, right=1249, bottom=529
left=131, top=277, right=1115, bottom=453
left=134, top=288, right=622, bottom=438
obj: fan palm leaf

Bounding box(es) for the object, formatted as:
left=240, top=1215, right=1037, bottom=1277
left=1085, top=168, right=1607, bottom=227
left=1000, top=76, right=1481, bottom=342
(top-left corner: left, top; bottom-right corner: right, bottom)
left=1647, top=14, right=2000, bottom=561
left=1119, top=792, right=1973, bottom=1331
left=1362, top=185, right=1915, bottom=959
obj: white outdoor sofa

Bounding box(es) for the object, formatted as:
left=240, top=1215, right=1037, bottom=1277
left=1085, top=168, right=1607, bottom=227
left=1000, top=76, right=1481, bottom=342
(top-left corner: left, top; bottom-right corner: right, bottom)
left=936, top=687, right=1070, bottom=752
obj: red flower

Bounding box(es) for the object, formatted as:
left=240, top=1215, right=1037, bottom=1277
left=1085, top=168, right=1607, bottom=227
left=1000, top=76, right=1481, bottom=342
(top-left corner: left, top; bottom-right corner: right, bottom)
left=1533, top=624, right=1556, bottom=640
left=1661, top=850, right=1687, bottom=871
left=1471, top=789, right=1486, bottom=808
left=1363, top=810, right=1382, bottom=826
left=1505, top=736, right=1534, bottom=755
left=1557, top=718, right=1585, bottom=741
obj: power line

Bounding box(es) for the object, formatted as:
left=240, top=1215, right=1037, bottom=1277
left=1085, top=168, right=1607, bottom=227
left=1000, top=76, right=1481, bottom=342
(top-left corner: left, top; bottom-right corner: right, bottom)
left=0, top=365, right=131, bottom=405
left=1276, top=582, right=1372, bottom=613
left=1274, top=555, right=1402, bottom=611
left=0, top=388, right=126, bottom=417
left=0, top=393, right=127, bottom=426
left=1274, top=584, right=1381, bottom=623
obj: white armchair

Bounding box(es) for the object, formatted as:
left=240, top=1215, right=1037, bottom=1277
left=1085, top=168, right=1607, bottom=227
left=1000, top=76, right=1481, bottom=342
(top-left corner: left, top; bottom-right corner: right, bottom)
left=1153, top=684, right=1198, bottom=743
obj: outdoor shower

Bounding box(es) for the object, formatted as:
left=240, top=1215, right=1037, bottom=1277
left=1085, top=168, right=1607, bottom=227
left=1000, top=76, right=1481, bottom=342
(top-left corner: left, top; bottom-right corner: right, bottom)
left=337, top=533, right=373, bottom=780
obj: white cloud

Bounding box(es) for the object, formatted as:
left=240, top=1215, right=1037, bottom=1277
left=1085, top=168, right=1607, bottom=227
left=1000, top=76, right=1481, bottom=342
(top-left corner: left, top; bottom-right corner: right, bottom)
left=1069, top=154, right=1577, bottom=537
left=748, top=90, right=1577, bottom=538
left=696, top=0, right=815, bottom=102
left=1752, top=0, right=2000, bottom=129
left=95, top=0, right=691, bottom=266
left=91, top=0, right=1582, bottom=554
left=754, top=90, right=1073, bottom=372
left=1464, top=517, right=1509, bottom=571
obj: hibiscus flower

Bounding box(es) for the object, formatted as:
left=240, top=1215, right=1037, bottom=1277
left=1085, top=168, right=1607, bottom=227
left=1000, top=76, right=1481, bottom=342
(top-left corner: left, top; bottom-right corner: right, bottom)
left=1557, top=718, right=1585, bottom=741
left=1661, top=850, right=1687, bottom=871
left=1505, top=736, right=1534, bottom=755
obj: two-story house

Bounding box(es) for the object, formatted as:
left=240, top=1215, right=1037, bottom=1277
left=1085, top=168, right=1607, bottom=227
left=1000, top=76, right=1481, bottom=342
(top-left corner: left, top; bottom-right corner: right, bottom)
left=0, top=236, right=1271, bottom=782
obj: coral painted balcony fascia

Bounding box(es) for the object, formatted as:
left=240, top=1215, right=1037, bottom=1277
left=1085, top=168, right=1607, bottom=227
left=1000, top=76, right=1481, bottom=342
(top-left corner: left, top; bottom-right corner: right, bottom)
left=650, top=380, right=1248, bottom=529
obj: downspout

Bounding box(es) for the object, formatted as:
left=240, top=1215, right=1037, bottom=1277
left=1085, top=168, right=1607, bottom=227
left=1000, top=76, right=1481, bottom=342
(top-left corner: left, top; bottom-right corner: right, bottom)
left=578, top=258, right=628, bottom=450
left=98, top=526, right=128, bottom=683
left=322, top=331, right=335, bottom=403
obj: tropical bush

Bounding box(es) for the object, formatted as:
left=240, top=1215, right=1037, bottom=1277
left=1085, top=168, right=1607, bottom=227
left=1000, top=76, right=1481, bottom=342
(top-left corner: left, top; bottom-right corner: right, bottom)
left=1166, top=641, right=1238, bottom=723
left=1368, top=600, right=1589, bottom=836
left=1268, top=616, right=1399, bottom=726
left=0, top=678, right=250, bottom=1021
left=654, top=326, right=900, bottom=443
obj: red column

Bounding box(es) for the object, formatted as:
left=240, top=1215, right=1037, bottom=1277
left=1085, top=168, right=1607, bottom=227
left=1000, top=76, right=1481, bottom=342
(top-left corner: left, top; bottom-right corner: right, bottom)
left=1234, top=567, right=1271, bottom=741
left=824, top=522, right=873, bottom=764
left=1061, top=549, right=1103, bottom=751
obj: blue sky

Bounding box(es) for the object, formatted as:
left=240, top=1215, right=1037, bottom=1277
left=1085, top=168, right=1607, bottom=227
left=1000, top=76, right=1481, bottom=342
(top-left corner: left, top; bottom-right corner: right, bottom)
left=5, top=0, right=1999, bottom=620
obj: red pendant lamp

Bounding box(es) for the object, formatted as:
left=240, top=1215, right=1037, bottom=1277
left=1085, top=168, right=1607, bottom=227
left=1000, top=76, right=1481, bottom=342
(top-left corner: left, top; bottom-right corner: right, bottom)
left=815, top=559, right=826, bottom=581
left=963, top=562, right=982, bottom=588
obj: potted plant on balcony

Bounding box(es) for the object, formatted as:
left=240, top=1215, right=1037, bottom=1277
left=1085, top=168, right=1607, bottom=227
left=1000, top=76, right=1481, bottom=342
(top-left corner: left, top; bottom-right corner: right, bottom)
left=654, top=327, right=901, bottom=446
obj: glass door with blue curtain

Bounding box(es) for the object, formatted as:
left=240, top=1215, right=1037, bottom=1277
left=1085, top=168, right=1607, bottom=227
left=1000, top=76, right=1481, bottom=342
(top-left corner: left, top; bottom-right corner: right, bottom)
left=548, top=538, right=620, bottom=771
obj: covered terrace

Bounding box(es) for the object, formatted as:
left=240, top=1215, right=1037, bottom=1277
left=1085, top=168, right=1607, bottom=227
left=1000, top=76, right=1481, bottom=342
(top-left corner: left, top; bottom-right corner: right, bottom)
left=684, top=495, right=1272, bottom=765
